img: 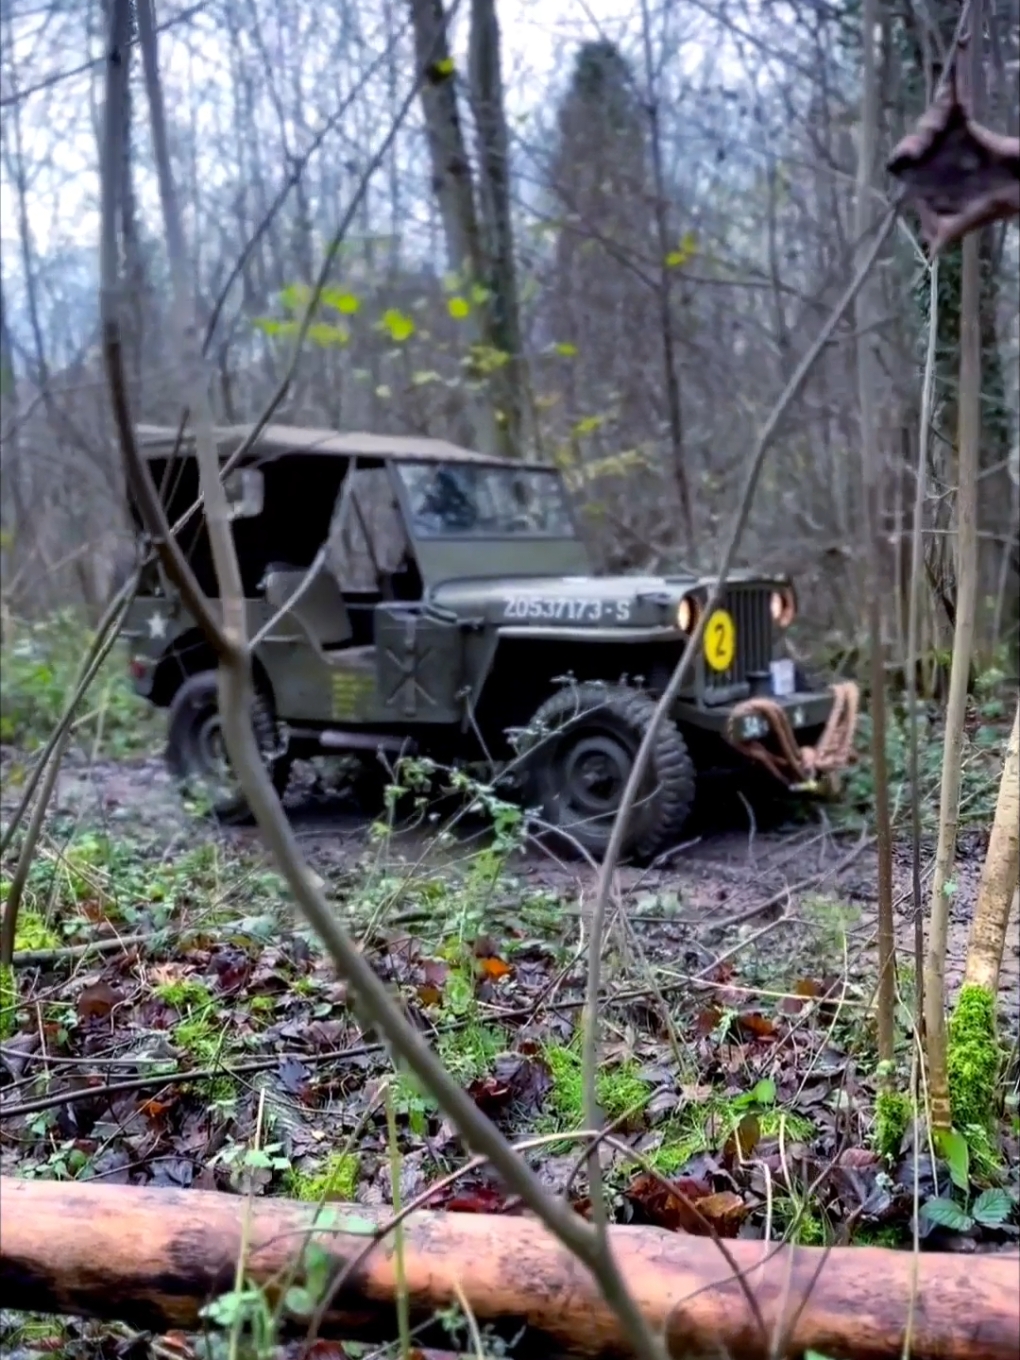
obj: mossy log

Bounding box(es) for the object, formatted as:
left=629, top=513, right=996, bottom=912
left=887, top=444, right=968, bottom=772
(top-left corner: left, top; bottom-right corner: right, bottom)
left=2, top=1177, right=1019, bottom=1360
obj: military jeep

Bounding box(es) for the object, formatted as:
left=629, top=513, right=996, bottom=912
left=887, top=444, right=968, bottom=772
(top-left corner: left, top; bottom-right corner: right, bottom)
left=120, top=423, right=855, bottom=863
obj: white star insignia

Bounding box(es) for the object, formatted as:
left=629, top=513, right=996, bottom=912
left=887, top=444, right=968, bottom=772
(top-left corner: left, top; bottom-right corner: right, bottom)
left=147, top=613, right=168, bottom=640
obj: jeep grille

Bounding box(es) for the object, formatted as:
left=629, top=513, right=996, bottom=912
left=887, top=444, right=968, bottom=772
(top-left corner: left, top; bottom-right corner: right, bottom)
left=705, top=587, right=773, bottom=696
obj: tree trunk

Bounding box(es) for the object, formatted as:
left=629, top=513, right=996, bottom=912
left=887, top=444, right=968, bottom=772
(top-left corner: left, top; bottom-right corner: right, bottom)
left=854, top=0, right=896, bottom=1071
left=924, top=151, right=983, bottom=1131
left=964, top=701, right=1020, bottom=992
left=468, top=0, right=523, bottom=456
left=2, top=1178, right=1019, bottom=1360
left=407, top=0, right=508, bottom=458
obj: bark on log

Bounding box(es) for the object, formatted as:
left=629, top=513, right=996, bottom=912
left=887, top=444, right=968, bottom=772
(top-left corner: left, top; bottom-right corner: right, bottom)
left=1, top=1176, right=1018, bottom=1360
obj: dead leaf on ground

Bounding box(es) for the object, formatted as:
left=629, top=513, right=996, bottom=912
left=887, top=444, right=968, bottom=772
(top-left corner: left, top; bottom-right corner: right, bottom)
left=691, top=1190, right=751, bottom=1238
left=723, top=1113, right=761, bottom=1164
left=477, top=954, right=512, bottom=980
left=625, top=1171, right=713, bottom=1232
left=76, top=980, right=124, bottom=1021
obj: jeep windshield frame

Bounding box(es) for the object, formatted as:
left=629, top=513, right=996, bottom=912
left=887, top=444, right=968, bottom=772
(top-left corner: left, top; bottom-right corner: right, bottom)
left=391, top=459, right=592, bottom=585
left=394, top=461, right=577, bottom=541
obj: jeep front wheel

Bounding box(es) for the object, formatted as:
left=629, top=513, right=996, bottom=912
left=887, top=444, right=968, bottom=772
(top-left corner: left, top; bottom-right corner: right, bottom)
left=517, top=683, right=695, bottom=864
left=165, top=671, right=290, bottom=825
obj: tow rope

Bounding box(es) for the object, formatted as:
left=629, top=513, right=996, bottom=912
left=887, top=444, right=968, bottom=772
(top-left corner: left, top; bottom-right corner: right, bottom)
left=724, top=680, right=861, bottom=793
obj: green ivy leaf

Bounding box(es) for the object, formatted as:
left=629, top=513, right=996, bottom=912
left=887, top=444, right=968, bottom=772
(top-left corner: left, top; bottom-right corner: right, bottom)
left=381, top=309, right=415, bottom=342
left=411, top=370, right=442, bottom=386
left=935, top=1126, right=970, bottom=1191
left=921, top=1197, right=974, bottom=1232
left=447, top=296, right=471, bottom=320
left=470, top=283, right=490, bottom=305
left=284, top=1285, right=315, bottom=1317
left=433, top=56, right=455, bottom=76
left=750, top=1077, right=776, bottom=1106
left=554, top=341, right=578, bottom=357
left=972, top=1188, right=1015, bottom=1227
left=572, top=414, right=605, bottom=437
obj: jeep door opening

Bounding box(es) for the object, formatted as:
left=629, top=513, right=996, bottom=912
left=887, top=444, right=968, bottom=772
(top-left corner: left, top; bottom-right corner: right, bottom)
left=120, top=423, right=858, bottom=863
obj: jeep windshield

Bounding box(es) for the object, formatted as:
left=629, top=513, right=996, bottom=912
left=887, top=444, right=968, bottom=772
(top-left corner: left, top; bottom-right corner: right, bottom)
left=397, top=461, right=575, bottom=539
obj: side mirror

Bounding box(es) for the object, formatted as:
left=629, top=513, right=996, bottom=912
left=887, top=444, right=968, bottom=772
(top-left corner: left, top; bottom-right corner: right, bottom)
left=224, top=467, right=264, bottom=520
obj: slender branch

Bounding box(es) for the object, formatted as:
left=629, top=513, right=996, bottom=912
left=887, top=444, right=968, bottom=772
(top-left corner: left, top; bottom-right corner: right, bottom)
left=581, top=208, right=898, bottom=1198
left=117, top=7, right=665, bottom=1360
left=905, top=258, right=940, bottom=1031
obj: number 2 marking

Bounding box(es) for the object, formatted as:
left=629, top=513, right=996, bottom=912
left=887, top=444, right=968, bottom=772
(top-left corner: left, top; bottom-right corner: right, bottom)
left=703, top=608, right=736, bottom=672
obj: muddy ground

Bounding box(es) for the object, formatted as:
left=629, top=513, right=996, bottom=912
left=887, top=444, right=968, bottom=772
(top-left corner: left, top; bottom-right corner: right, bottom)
left=12, top=747, right=1018, bottom=1034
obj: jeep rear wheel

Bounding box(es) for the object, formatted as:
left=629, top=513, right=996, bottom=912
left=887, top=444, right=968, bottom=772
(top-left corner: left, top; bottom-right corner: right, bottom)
left=517, top=683, right=695, bottom=864
left=166, top=671, right=290, bottom=825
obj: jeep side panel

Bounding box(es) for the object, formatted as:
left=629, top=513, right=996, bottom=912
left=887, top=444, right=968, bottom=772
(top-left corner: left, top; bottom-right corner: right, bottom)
left=373, top=604, right=465, bottom=724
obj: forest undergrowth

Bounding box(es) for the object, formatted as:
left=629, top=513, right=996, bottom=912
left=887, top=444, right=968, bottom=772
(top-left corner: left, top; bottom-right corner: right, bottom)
left=1, top=617, right=1018, bottom=1360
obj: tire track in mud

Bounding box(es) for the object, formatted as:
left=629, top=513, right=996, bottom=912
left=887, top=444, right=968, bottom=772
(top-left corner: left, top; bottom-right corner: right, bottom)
left=4, top=748, right=1016, bottom=1031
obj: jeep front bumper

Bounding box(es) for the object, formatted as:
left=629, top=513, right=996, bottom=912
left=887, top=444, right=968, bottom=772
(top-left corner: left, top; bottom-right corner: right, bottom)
left=722, top=681, right=860, bottom=792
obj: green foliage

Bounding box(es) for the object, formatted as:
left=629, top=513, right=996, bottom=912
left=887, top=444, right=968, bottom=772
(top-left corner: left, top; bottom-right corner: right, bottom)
left=0, top=611, right=158, bottom=756
left=842, top=703, right=1004, bottom=830
left=287, top=1151, right=361, bottom=1202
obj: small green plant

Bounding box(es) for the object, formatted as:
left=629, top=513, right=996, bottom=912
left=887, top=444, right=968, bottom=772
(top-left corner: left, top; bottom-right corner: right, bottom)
left=287, top=1150, right=361, bottom=1202
left=0, top=611, right=159, bottom=755
left=921, top=1186, right=1017, bottom=1234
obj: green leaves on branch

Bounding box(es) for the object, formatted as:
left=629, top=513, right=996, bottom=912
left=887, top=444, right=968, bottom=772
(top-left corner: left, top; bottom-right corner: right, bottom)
left=665, top=230, right=698, bottom=269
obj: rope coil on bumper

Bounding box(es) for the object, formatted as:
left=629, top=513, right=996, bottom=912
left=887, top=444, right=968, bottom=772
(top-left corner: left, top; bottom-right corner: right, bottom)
left=724, top=680, right=861, bottom=793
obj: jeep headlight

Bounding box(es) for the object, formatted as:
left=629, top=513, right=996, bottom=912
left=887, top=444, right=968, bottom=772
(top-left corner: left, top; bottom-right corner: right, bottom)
left=676, top=594, right=699, bottom=633
left=770, top=586, right=796, bottom=628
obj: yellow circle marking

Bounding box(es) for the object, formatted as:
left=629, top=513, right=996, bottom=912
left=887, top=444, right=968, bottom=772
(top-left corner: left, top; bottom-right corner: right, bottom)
left=703, top=608, right=736, bottom=672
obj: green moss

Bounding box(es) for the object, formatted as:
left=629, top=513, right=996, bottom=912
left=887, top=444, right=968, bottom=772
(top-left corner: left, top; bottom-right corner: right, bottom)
left=544, top=1042, right=650, bottom=1126
left=874, top=1088, right=911, bottom=1160
left=786, top=1208, right=828, bottom=1245
left=172, top=1010, right=234, bottom=1102
left=287, top=1151, right=361, bottom=1202
left=948, top=984, right=1002, bottom=1134
left=12, top=909, right=60, bottom=953
left=436, top=1023, right=506, bottom=1083
left=854, top=1224, right=905, bottom=1248
left=0, top=963, right=17, bottom=1041
left=154, top=977, right=214, bottom=1012
left=645, top=1101, right=815, bottom=1176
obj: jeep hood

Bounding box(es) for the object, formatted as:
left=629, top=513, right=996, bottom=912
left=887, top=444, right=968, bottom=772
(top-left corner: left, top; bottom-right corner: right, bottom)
left=430, top=571, right=769, bottom=628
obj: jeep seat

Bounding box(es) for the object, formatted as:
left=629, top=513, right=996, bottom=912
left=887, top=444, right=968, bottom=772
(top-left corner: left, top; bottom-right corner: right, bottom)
left=263, top=564, right=353, bottom=651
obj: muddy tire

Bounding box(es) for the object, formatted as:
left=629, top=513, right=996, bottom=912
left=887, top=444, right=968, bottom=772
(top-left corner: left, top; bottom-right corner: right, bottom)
left=516, top=682, right=696, bottom=864
left=165, top=671, right=290, bottom=826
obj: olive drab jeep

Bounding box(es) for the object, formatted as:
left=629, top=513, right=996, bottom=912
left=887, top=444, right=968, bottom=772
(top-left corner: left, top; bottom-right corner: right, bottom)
left=120, top=424, right=859, bottom=864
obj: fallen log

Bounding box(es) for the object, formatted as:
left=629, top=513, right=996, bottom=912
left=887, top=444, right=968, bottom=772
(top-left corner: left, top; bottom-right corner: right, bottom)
left=1, top=1177, right=1018, bottom=1360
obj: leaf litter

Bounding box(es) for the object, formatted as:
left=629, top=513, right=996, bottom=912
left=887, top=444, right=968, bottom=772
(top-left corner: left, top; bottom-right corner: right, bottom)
left=1, top=749, right=1018, bottom=1358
